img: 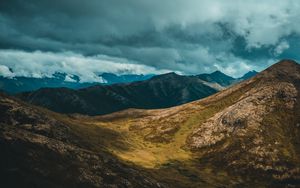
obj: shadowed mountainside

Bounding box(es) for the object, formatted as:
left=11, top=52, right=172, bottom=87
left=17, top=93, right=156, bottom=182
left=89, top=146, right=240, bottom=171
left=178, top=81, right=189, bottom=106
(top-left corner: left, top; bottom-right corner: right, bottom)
left=196, top=70, right=236, bottom=87
left=17, top=73, right=221, bottom=115
left=0, top=93, right=167, bottom=188
left=17, top=70, right=256, bottom=116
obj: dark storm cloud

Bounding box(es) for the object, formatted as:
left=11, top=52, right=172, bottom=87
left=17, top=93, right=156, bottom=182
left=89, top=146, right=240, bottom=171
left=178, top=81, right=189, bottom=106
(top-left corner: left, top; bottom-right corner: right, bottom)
left=0, top=0, right=300, bottom=80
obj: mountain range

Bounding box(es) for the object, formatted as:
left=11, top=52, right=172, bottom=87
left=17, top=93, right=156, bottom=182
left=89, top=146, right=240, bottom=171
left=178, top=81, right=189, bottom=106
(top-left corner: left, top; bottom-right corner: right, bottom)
left=17, top=70, right=256, bottom=115
left=100, top=73, right=154, bottom=84
left=0, top=59, right=299, bottom=187
left=0, top=72, right=154, bottom=94
left=0, top=70, right=256, bottom=95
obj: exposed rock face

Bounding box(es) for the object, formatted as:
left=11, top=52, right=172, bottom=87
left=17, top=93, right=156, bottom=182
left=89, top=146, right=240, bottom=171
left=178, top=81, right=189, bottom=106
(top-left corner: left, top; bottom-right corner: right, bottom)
left=188, top=82, right=298, bottom=149
left=186, top=60, right=300, bottom=184
left=0, top=93, right=166, bottom=188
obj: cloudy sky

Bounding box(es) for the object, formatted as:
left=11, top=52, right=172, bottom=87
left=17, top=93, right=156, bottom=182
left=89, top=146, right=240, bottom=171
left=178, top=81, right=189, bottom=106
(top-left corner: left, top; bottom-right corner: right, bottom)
left=0, top=0, right=300, bottom=82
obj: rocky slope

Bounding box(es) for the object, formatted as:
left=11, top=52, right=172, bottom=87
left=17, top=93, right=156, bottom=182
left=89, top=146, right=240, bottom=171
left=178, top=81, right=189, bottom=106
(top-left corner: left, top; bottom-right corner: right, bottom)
left=185, top=60, right=300, bottom=185
left=0, top=93, right=166, bottom=187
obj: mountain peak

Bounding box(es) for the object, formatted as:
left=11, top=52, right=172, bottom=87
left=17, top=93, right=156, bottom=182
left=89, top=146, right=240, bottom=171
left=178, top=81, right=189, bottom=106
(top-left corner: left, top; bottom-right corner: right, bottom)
left=210, top=70, right=234, bottom=79
left=150, top=72, right=179, bottom=80
left=196, top=70, right=235, bottom=87
left=163, top=72, right=178, bottom=76
left=212, top=70, right=222, bottom=73
left=270, top=59, right=299, bottom=69
left=240, top=70, right=258, bottom=80
left=277, top=59, right=298, bottom=64
left=211, top=70, right=225, bottom=75
left=259, top=59, right=300, bottom=80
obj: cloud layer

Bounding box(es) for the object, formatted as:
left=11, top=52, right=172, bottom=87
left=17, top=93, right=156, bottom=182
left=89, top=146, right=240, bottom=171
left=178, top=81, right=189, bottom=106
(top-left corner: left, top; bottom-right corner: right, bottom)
left=0, top=50, right=171, bottom=82
left=0, top=0, right=299, bottom=80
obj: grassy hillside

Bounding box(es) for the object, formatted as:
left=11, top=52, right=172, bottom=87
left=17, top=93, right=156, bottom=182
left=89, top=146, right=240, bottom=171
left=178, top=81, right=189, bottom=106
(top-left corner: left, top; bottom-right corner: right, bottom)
left=65, top=60, right=300, bottom=187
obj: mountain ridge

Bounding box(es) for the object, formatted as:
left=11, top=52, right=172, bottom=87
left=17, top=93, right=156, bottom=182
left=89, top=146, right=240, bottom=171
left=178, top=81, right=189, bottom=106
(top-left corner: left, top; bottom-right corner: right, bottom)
left=17, top=70, right=257, bottom=115
left=196, top=70, right=236, bottom=87
left=17, top=73, right=220, bottom=115
left=239, top=70, right=258, bottom=80
left=0, top=69, right=254, bottom=94
left=0, top=72, right=155, bottom=94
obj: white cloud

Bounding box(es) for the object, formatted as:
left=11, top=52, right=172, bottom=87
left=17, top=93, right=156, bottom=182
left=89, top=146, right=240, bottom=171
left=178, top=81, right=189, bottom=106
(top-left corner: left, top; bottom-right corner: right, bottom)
left=3, top=0, right=300, bottom=50
left=1, top=0, right=299, bottom=79
left=212, top=53, right=275, bottom=78
left=2, top=1, right=298, bottom=79
left=64, top=74, right=77, bottom=82
left=274, top=41, right=290, bottom=56
left=0, top=50, right=172, bottom=82
left=0, top=48, right=277, bottom=80
left=0, top=65, right=15, bottom=78
left=155, top=0, right=300, bottom=48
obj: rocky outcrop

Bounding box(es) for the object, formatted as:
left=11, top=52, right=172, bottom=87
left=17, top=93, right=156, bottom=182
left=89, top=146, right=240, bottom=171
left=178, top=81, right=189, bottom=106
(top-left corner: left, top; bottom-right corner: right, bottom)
left=188, top=82, right=298, bottom=149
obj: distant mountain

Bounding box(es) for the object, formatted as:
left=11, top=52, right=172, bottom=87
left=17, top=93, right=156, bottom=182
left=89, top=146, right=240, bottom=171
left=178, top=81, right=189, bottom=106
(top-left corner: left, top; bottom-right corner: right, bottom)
left=197, top=70, right=259, bottom=86
left=100, top=73, right=154, bottom=84
left=196, top=70, right=236, bottom=87
left=239, top=70, right=258, bottom=80
left=17, top=70, right=258, bottom=116
left=0, top=72, right=155, bottom=94
left=0, top=73, right=95, bottom=94
left=18, top=72, right=220, bottom=115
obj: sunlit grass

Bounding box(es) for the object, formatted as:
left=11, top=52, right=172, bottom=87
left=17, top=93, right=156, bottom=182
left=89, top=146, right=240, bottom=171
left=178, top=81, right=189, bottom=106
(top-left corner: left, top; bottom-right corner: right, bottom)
left=72, top=81, right=253, bottom=169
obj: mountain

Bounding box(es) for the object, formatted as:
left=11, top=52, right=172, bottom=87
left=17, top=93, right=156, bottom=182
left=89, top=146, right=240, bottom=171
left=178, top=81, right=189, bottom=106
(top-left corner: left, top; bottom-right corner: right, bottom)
left=197, top=70, right=236, bottom=87
left=239, top=70, right=258, bottom=80
left=2, top=59, right=300, bottom=187
left=17, top=72, right=221, bottom=115
left=0, top=73, right=95, bottom=94
left=70, top=59, right=299, bottom=187
left=0, top=72, right=154, bottom=94
left=0, top=93, right=166, bottom=187
left=100, top=73, right=154, bottom=84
